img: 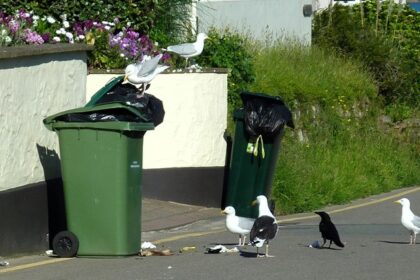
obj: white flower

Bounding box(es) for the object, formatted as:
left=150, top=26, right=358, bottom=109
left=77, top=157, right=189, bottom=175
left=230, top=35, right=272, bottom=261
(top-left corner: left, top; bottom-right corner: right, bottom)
left=120, top=53, right=125, bottom=57
left=78, top=34, right=85, bottom=40
left=63, top=21, right=70, bottom=28
left=53, top=36, right=61, bottom=42
left=65, top=32, right=73, bottom=39
left=60, top=14, right=67, bottom=21
left=126, top=22, right=131, bottom=27
left=55, top=28, right=65, bottom=35
left=5, top=36, right=12, bottom=43
left=154, top=42, right=159, bottom=46
left=102, top=21, right=110, bottom=25
left=1, top=29, right=7, bottom=36
left=32, top=15, right=39, bottom=21
left=104, top=25, right=111, bottom=31
left=47, top=16, right=56, bottom=24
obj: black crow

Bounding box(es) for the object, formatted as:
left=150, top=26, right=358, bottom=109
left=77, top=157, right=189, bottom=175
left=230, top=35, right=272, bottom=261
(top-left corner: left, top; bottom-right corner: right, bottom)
left=250, top=195, right=278, bottom=257
left=314, top=211, right=344, bottom=248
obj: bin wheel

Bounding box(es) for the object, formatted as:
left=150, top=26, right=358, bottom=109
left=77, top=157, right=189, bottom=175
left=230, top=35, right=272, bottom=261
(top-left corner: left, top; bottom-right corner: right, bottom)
left=52, top=231, right=79, bottom=258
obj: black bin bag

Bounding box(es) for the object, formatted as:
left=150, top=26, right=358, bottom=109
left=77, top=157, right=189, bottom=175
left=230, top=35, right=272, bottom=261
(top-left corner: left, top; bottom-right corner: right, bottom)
left=241, top=92, right=294, bottom=140
left=94, top=83, right=165, bottom=126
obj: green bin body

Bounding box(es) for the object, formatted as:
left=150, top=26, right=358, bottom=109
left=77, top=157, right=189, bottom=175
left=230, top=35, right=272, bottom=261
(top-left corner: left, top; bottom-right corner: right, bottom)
left=223, top=92, right=292, bottom=219
left=44, top=103, right=153, bottom=256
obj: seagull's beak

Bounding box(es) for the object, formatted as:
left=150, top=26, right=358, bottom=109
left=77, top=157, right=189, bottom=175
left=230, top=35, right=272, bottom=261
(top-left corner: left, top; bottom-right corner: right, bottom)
left=394, top=200, right=401, bottom=204
left=221, top=210, right=226, bottom=215
left=251, top=200, right=257, bottom=206
left=122, top=75, right=128, bottom=84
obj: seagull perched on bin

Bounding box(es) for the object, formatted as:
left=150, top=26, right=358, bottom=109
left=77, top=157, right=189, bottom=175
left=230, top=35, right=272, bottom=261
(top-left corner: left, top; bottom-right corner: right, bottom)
left=222, top=206, right=255, bottom=246
left=164, top=33, right=208, bottom=68
left=123, top=54, right=169, bottom=95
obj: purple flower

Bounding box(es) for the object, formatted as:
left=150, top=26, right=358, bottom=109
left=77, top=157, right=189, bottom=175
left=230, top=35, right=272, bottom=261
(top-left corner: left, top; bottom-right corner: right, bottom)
left=126, top=29, right=139, bottom=40
left=8, top=20, right=20, bottom=34
left=41, top=33, right=51, bottom=43
left=162, top=53, right=171, bottom=62
left=23, top=29, right=44, bottom=45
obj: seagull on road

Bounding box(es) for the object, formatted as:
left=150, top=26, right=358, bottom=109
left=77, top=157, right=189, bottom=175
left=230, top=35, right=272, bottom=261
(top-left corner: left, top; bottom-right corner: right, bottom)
left=250, top=195, right=278, bottom=257
left=395, top=198, right=420, bottom=245
left=222, top=206, right=255, bottom=246
left=165, top=33, right=208, bottom=68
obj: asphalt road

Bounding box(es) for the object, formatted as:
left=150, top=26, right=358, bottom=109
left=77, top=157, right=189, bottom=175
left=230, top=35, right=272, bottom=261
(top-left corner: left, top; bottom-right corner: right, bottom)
left=2, top=187, right=420, bottom=280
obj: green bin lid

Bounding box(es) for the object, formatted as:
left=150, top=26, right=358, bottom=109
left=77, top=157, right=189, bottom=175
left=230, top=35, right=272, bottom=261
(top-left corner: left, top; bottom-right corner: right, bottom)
left=43, top=103, right=154, bottom=132
left=85, top=75, right=124, bottom=108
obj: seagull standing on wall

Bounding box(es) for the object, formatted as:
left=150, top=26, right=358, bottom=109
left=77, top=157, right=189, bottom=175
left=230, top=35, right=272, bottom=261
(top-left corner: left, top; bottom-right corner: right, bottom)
left=165, top=33, right=208, bottom=68
left=395, top=198, right=420, bottom=245
left=249, top=195, right=278, bottom=257
left=222, top=206, right=255, bottom=246
left=123, top=53, right=169, bottom=95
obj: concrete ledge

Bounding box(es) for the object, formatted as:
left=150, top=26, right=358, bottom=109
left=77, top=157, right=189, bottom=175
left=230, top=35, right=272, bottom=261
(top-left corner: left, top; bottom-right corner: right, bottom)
left=0, top=43, right=93, bottom=60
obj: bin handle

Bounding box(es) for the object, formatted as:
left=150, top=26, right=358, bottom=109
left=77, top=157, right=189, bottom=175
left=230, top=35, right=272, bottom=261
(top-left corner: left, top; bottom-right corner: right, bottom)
left=253, top=135, right=265, bottom=159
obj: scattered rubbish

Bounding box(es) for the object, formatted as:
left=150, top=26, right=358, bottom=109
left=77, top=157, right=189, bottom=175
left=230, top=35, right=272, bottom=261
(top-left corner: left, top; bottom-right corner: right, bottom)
left=168, top=266, right=172, bottom=269
left=308, top=240, right=321, bottom=249
left=45, top=250, right=55, bottom=257
left=0, top=261, right=10, bottom=266
left=141, top=241, right=157, bottom=250
left=179, top=246, right=196, bottom=253
left=140, top=249, right=173, bottom=257
left=206, top=245, right=239, bottom=254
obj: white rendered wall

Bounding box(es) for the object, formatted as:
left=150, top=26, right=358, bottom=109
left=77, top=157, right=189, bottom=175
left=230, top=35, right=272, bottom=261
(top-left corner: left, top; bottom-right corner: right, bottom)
left=86, top=72, right=228, bottom=169
left=197, top=0, right=313, bottom=43
left=0, top=52, right=87, bottom=192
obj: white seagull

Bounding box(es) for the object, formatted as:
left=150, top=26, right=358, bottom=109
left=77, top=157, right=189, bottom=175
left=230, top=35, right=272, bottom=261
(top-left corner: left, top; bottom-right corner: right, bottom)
left=123, top=54, right=169, bottom=94
left=395, top=198, right=420, bottom=245
left=222, top=206, right=255, bottom=246
left=165, top=33, right=208, bottom=68
left=250, top=195, right=278, bottom=257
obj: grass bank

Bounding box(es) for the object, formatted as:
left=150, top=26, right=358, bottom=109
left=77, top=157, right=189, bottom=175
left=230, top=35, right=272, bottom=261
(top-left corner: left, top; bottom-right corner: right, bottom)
left=249, top=43, right=420, bottom=214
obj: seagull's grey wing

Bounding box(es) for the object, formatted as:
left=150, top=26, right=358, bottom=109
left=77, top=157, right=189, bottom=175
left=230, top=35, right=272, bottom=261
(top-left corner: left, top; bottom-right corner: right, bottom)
left=167, top=43, right=197, bottom=55
left=137, top=54, right=162, bottom=77
left=238, top=217, right=255, bottom=230
left=413, top=215, right=420, bottom=228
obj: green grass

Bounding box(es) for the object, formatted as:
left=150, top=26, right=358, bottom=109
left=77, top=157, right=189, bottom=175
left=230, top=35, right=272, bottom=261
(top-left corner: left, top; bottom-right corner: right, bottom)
left=245, top=41, right=420, bottom=214
left=273, top=123, right=420, bottom=214
left=250, top=43, right=377, bottom=102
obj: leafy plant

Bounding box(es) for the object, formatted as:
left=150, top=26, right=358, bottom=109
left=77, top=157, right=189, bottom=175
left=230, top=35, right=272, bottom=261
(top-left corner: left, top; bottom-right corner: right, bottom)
left=195, top=27, right=256, bottom=119
left=313, top=0, right=419, bottom=106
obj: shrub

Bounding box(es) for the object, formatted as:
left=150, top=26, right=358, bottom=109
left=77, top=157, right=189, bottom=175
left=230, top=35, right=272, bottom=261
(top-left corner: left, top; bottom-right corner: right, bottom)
left=313, top=0, right=420, bottom=106
left=195, top=27, right=256, bottom=128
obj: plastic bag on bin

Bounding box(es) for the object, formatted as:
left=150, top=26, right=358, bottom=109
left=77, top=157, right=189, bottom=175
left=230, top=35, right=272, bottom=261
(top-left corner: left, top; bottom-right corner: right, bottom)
left=95, top=83, right=165, bottom=126
left=241, top=92, right=294, bottom=140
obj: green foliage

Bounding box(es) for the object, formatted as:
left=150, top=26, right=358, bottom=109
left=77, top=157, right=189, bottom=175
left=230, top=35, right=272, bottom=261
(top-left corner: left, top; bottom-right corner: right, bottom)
left=272, top=109, right=420, bottom=214
left=195, top=27, right=256, bottom=118
left=250, top=42, right=419, bottom=215
left=250, top=42, right=377, bottom=103
left=313, top=0, right=420, bottom=106
left=0, top=0, right=194, bottom=47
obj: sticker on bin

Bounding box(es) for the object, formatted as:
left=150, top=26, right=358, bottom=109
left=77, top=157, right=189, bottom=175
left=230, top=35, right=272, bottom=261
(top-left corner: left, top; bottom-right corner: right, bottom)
left=246, top=142, right=255, bottom=154
left=130, top=161, right=140, bottom=168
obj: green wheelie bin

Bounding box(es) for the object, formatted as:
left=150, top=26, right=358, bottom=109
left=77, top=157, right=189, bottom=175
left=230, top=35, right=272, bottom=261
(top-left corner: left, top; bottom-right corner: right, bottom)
left=223, top=92, right=294, bottom=218
left=44, top=103, right=154, bottom=257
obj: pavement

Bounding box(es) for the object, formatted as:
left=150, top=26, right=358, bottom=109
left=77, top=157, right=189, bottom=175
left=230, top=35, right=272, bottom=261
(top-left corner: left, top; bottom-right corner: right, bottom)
left=141, top=198, right=221, bottom=232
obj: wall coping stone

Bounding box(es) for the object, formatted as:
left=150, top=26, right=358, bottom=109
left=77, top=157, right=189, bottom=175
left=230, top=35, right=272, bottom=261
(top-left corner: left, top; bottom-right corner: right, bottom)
left=0, top=43, right=93, bottom=60
left=88, top=68, right=229, bottom=75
